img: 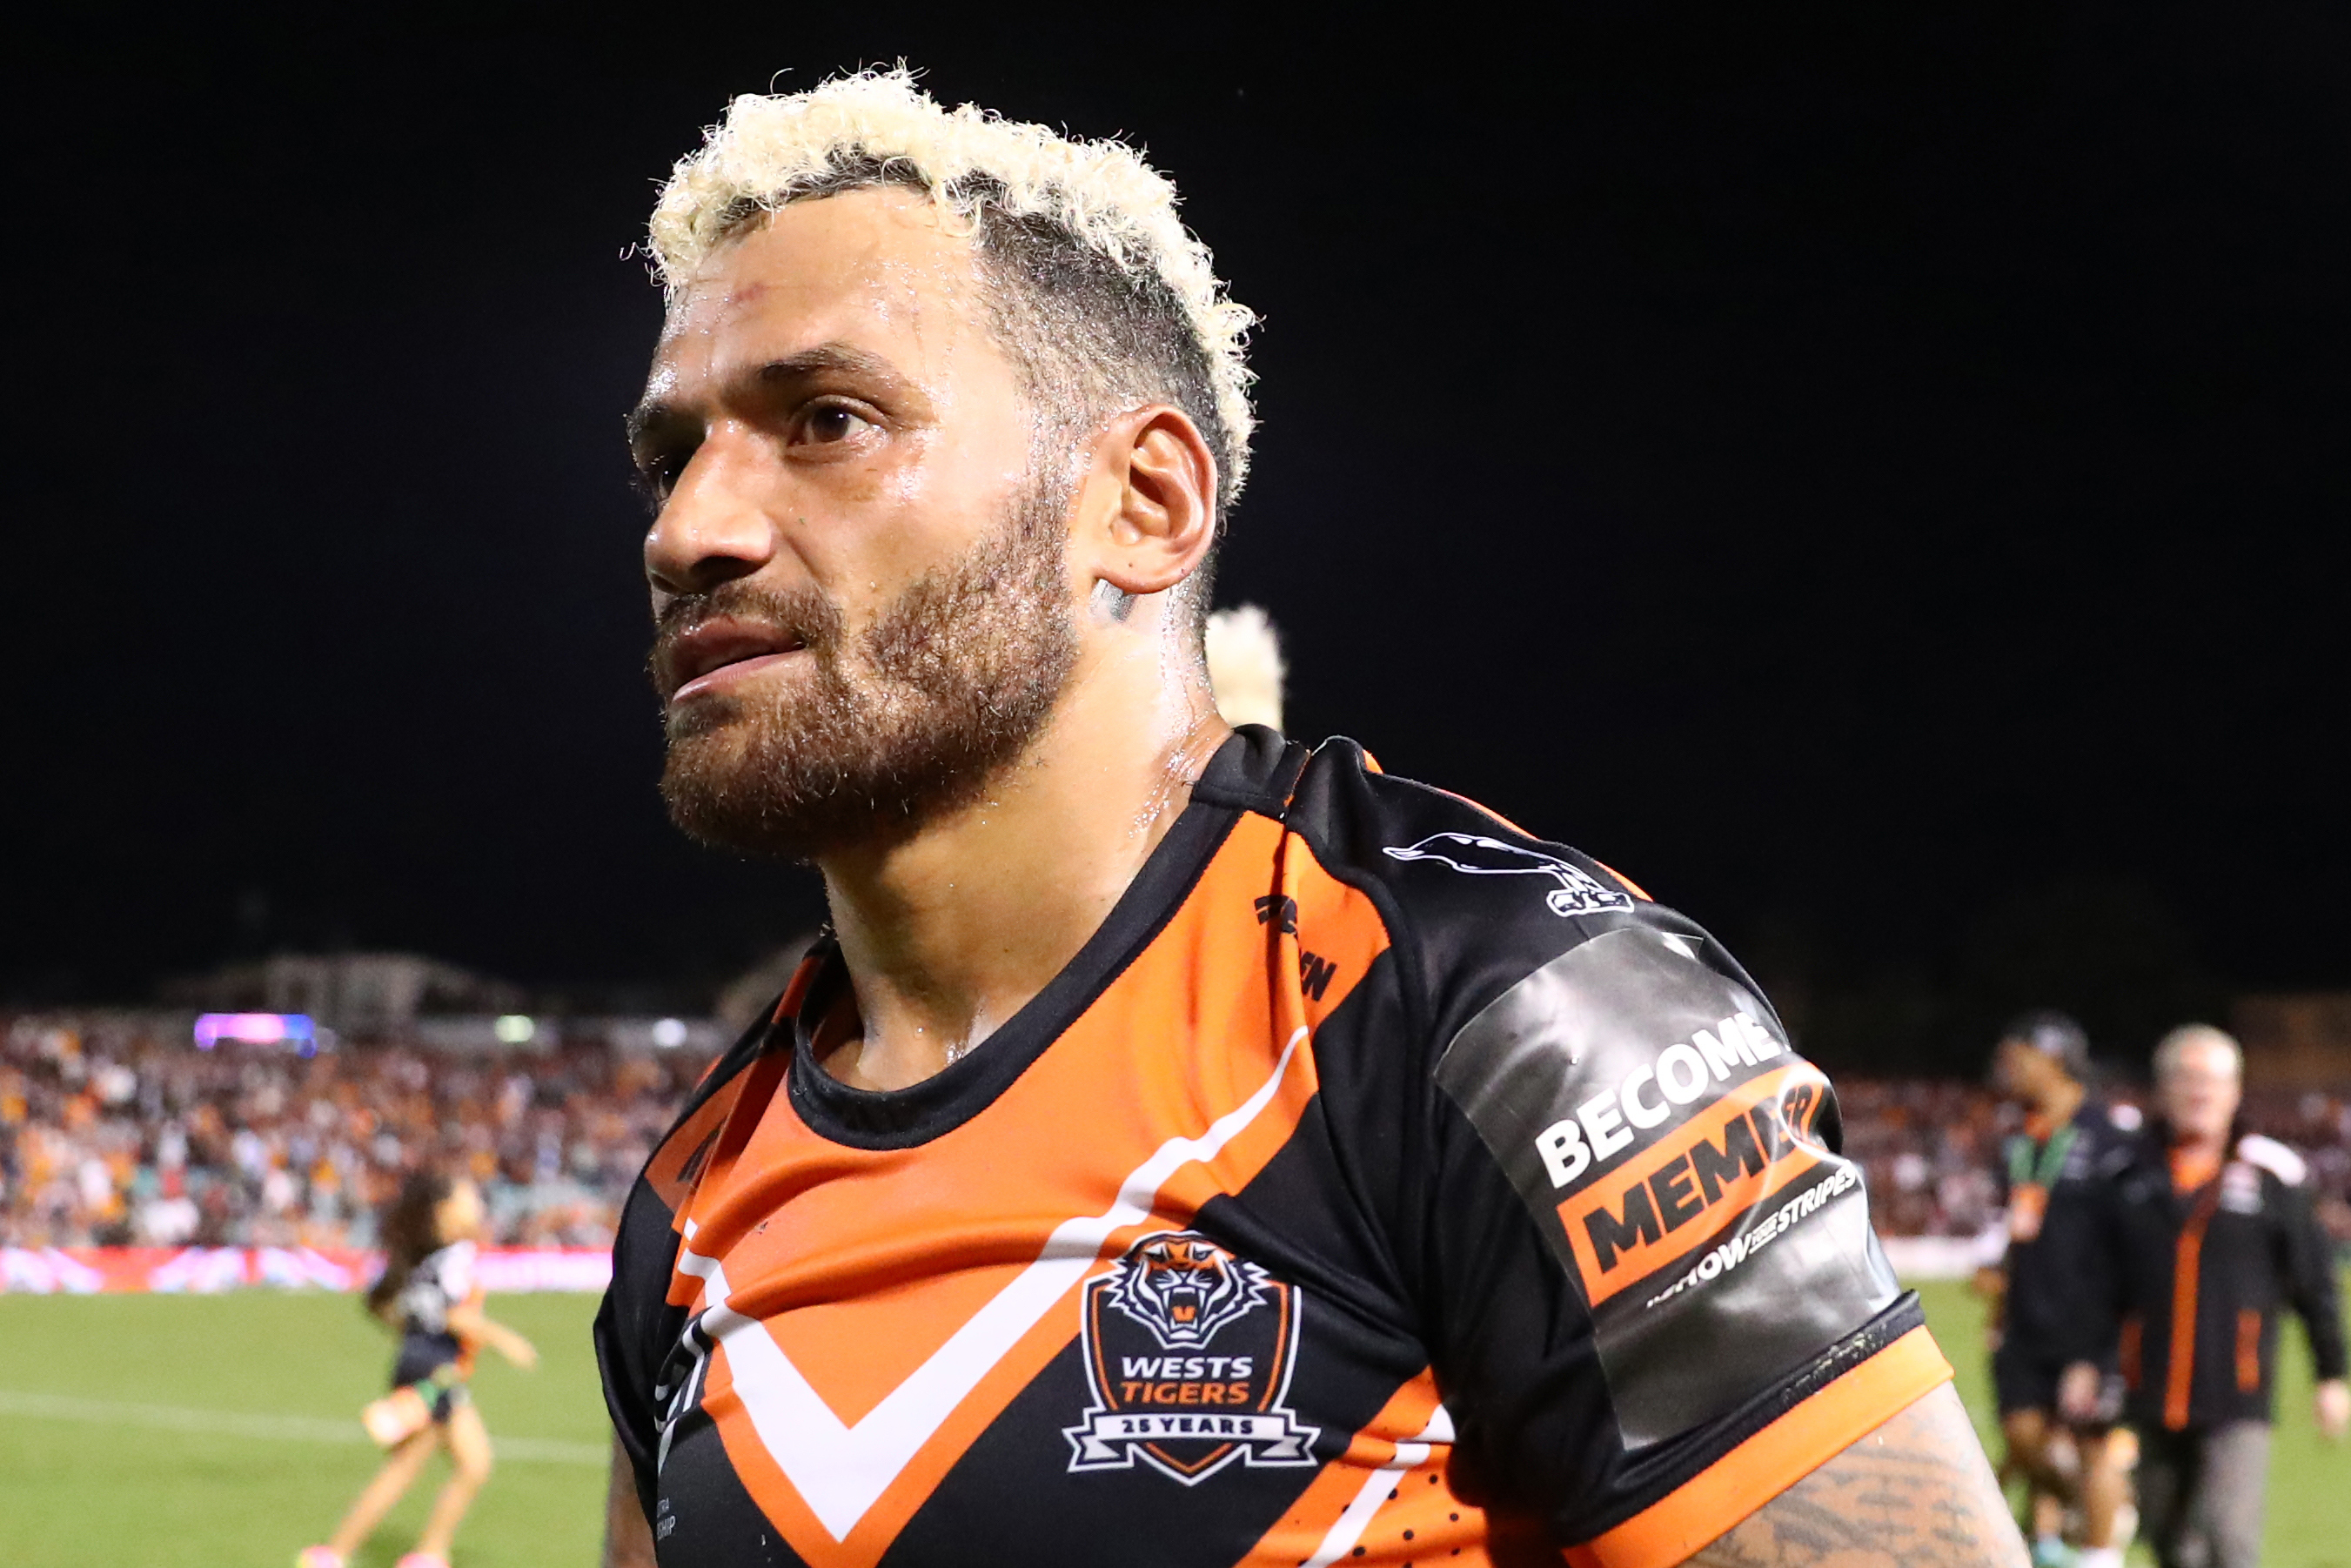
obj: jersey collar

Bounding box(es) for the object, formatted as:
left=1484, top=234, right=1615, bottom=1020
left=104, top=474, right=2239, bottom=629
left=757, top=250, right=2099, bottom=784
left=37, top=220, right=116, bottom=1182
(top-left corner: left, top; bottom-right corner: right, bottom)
left=782, top=727, right=1306, bottom=1149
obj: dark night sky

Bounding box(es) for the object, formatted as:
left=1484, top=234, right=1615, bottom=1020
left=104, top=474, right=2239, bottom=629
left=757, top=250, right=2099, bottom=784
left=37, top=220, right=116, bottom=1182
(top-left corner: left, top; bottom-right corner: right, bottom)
left=8, top=7, right=2346, bottom=1065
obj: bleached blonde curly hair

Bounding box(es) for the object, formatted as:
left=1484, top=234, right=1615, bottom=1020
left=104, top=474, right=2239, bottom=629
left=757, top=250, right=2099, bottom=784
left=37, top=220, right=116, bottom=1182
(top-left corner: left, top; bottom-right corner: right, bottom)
left=649, top=68, right=1257, bottom=523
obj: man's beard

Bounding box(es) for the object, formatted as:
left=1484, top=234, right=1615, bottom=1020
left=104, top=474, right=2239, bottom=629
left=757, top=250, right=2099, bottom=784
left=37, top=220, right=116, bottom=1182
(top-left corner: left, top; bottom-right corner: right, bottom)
left=653, top=486, right=1079, bottom=861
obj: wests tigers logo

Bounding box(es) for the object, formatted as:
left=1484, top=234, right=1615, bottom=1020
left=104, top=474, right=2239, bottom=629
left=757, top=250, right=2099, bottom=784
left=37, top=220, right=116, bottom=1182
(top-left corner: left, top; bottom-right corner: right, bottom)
left=1066, top=1230, right=1319, bottom=1484
left=1107, top=1234, right=1263, bottom=1348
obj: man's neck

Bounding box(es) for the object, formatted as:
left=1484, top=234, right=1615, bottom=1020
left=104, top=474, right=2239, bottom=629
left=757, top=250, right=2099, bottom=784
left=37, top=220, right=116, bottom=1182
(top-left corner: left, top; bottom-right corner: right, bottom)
left=2033, top=1077, right=2085, bottom=1130
left=814, top=642, right=1233, bottom=1092
left=2168, top=1122, right=2230, bottom=1162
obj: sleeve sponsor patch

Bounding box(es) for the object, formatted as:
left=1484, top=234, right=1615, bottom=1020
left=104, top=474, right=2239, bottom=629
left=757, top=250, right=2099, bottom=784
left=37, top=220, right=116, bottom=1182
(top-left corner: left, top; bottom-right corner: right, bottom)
left=1559, top=1062, right=1829, bottom=1304
left=1435, top=927, right=1898, bottom=1449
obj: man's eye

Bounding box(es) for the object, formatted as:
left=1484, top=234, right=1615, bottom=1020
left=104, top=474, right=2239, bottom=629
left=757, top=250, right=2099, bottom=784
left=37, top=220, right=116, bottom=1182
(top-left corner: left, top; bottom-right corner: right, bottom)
left=800, top=403, right=874, bottom=445
left=638, top=451, right=689, bottom=508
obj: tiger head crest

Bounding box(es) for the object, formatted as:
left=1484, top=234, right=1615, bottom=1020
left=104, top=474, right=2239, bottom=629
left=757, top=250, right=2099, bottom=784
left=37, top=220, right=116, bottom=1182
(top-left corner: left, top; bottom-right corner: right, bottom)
left=1106, top=1233, right=1268, bottom=1350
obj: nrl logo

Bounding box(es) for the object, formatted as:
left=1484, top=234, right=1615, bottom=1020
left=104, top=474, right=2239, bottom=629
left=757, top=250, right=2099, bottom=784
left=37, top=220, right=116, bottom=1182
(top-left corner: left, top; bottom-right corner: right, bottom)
left=1383, top=832, right=1634, bottom=918
left=1066, top=1231, right=1320, bottom=1485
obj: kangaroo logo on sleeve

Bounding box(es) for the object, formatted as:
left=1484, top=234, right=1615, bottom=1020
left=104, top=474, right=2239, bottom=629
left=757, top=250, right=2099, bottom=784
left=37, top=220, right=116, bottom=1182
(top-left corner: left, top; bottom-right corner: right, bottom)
left=1066, top=1232, right=1319, bottom=1484
left=1384, top=832, right=1633, bottom=917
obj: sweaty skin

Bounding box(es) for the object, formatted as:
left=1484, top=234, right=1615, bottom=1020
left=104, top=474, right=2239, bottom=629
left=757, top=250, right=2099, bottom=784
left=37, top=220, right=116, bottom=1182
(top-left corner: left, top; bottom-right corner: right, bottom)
left=602, top=185, right=2021, bottom=1566
left=1685, top=1387, right=2025, bottom=1568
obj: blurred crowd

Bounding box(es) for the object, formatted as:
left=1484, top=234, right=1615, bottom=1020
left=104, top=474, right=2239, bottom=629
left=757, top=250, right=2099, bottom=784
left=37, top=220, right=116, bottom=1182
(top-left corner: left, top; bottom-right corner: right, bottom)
left=7, top=1011, right=2350, bottom=1252
left=0, top=1015, right=716, bottom=1250
left=1839, top=1075, right=2351, bottom=1243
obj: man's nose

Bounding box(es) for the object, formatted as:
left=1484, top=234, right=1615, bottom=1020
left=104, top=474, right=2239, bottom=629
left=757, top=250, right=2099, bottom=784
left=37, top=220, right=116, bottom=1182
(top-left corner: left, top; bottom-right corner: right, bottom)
left=645, top=434, right=776, bottom=595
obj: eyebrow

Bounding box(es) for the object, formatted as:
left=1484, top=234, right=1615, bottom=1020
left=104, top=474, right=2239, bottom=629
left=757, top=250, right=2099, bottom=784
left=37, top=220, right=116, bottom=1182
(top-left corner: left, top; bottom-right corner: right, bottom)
left=626, top=342, right=903, bottom=447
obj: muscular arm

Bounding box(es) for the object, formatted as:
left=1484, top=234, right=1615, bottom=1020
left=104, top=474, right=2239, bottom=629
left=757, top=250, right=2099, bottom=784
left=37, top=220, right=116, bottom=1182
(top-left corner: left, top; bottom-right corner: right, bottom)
left=1685, top=1384, right=2025, bottom=1568
left=603, top=1437, right=657, bottom=1568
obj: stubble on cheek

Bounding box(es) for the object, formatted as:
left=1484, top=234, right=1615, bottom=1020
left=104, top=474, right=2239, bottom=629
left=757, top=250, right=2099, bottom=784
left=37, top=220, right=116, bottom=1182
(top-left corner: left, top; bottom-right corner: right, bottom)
left=653, top=483, right=1078, bottom=861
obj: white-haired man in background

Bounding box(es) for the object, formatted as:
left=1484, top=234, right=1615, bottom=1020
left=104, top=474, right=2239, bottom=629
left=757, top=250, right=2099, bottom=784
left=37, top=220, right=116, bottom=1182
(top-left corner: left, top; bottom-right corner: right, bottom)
left=593, top=70, right=2022, bottom=1568
left=2064, top=1026, right=2348, bottom=1568
left=1204, top=605, right=1286, bottom=733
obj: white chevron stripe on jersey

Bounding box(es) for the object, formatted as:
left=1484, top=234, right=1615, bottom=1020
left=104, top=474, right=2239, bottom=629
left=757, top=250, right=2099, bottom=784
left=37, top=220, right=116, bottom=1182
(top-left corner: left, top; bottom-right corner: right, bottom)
left=677, top=1025, right=1313, bottom=1542
left=1303, top=1406, right=1457, bottom=1568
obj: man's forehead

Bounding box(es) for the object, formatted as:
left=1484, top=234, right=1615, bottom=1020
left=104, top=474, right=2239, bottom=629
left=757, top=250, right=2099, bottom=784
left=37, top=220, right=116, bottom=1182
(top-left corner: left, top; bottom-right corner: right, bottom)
left=650, top=187, right=990, bottom=389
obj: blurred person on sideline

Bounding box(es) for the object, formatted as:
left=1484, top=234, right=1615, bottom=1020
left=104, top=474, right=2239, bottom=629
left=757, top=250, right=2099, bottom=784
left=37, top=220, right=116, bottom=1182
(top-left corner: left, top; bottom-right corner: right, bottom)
left=593, top=70, right=2023, bottom=1568
left=1974, top=1011, right=2140, bottom=1568
left=2065, top=1025, right=2349, bottom=1568
left=1203, top=604, right=1285, bottom=733
left=298, top=1171, right=539, bottom=1568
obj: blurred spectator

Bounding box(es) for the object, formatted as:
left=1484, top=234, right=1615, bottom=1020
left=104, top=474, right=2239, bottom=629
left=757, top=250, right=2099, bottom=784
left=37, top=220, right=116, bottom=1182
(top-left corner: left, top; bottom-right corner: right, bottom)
left=7, top=1014, right=2348, bottom=1253
left=0, top=1014, right=715, bottom=1250
left=1832, top=1076, right=2351, bottom=1247
left=1835, top=1077, right=2010, bottom=1241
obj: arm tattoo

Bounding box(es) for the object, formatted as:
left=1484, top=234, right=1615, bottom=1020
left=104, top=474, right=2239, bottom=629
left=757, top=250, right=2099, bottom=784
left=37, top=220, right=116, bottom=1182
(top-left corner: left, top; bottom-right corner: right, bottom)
left=1685, top=1384, right=2026, bottom=1568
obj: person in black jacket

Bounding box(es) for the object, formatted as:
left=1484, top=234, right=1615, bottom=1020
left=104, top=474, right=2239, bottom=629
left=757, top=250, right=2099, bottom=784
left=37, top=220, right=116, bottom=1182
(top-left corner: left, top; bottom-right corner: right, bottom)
left=2065, top=1025, right=2348, bottom=1568
left=1977, top=1011, right=2138, bottom=1568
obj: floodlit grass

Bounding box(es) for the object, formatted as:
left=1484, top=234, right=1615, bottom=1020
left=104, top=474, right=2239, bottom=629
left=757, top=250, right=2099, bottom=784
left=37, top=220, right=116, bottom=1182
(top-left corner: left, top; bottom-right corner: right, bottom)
left=0, top=1278, right=2340, bottom=1566
left=0, top=1291, right=607, bottom=1568
left=1912, top=1274, right=2350, bottom=1568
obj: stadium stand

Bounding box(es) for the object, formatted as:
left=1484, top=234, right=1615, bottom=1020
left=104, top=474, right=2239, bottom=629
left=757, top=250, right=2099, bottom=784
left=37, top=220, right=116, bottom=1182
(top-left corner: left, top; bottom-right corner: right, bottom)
left=4, top=1013, right=2346, bottom=1257
left=0, top=1013, right=720, bottom=1252
left=1838, top=1077, right=2351, bottom=1248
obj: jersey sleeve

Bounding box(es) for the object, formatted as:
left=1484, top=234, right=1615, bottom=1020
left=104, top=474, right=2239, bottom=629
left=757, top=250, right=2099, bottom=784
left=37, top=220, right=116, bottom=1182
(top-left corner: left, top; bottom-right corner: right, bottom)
left=1417, top=911, right=1948, bottom=1565
left=439, top=1238, right=479, bottom=1307
left=595, top=1173, right=687, bottom=1516
left=593, top=1015, right=777, bottom=1519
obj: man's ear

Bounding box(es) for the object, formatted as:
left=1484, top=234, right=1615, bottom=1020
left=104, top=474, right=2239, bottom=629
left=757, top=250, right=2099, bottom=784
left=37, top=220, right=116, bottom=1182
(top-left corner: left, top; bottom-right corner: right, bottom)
left=1078, top=405, right=1218, bottom=598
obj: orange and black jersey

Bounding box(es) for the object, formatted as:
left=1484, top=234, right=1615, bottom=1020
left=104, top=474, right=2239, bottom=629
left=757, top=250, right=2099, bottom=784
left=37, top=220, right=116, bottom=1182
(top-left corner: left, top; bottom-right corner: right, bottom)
left=2083, top=1130, right=2348, bottom=1431
left=595, top=730, right=1952, bottom=1568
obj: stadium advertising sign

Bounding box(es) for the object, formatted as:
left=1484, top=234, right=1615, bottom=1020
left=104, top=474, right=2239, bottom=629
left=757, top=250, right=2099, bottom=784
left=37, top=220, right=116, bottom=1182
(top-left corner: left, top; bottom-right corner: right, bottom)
left=0, top=1245, right=613, bottom=1294
left=192, top=1013, right=319, bottom=1052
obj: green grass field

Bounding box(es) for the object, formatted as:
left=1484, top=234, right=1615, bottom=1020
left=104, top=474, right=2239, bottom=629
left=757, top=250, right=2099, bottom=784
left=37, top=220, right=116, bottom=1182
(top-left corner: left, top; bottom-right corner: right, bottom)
left=0, top=1291, right=609, bottom=1567
left=0, top=1279, right=2341, bottom=1566
left=1918, top=1275, right=2350, bottom=1568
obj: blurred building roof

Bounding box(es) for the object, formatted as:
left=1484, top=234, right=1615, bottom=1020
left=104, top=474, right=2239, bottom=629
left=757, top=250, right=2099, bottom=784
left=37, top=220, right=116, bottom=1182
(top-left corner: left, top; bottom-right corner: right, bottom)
left=160, top=952, right=524, bottom=1032
left=2232, top=993, right=2351, bottom=1089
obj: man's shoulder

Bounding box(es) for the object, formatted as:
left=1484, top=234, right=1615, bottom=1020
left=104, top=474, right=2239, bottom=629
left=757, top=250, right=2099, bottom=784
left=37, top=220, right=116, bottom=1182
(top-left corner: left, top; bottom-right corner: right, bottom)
left=626, top=1013, right=784, bottom=1221
left=2104, top=1129, right=2172, bottom=1199
left=2068, top=1100, right=2143, bottom=1171
left=2234, top=1132, right=2309, bottom=1188
left=1283, top=739, right=1766, bottom=1049
left=1286, top=734, right=1630, bottom=879
left=2095, top=1100, right=2144, bottom=1135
